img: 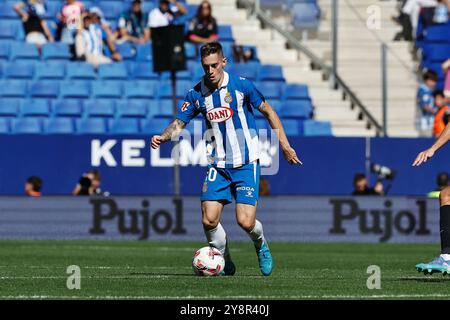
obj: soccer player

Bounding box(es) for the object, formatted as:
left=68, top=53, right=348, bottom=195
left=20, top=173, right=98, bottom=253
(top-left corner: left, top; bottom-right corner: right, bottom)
left=413, top=122, right=450, bottom=275
left=151, top=42, right=301, bottom=276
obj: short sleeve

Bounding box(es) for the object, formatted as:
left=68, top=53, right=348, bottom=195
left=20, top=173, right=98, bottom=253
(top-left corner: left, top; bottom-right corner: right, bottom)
left=243, top=78, right=265, bottom=109
left=176, top=90, right=200, bottom=124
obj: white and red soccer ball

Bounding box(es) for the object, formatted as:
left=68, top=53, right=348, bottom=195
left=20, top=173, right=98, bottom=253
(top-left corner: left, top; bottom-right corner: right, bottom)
left=192, top=246, right=225, bottom=276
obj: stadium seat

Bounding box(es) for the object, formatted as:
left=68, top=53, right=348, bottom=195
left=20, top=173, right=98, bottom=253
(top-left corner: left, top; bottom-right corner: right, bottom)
left=29, top=81, right=59, bottom=98
left=279, top=119, right=301, bottom=136
left=283, top=83, right=310, bottom=100
left=84, top=100, right=115, bottom=118
left=9, top=42, right=40, bottom=61
left=279, top=100, right=313, bottom=119
left=185, top=42, right=197, bottom=60
left=257, top=64, right=285, bottom=82
left=76, top=118, right=107, bottom=134
left=98, top=1, right=124, bottom=20
left=228, top=63, right=258, bottom=80
left=0, top=2, right=19, bottom=19
left=66, top=62, right=97, bottom=80
left=129, top=62, right=160, bottom=80
left=157, top=81, right=191, bottom=99
left=0, top=80, right=27, bottom=97
left=44, top=118, right=75, bottom=134
left=98, top=63, right=128, bottom=80
left=255, top=82, right=283, bottom=99
left=35, top=62, right=66, bottom=80
left=0, top=98, right=20, bottom=117
left=292, top=3, right=320, bottom=28
left=116, top=100, right=148, bottom=118
left=156, top=99, right=181, bottom=118
left=424, top=22, right=450, bottom=42
left=302, top=120, right=332, bottom=136
left=423, top=44, right=450, bottom=63
left=160, top=70, right=192, bottom=81
left=42, top=1, right=62, bottom=20
left=0, top=118, right=10, bottom=133
left=135, top=44, right=152, bottom=62
left=60, top=81, right=90, bottom=99
left=0, top=21, right=24, bottom=40
left=12, top=117, right=42, bottom=134
left=52, top=99, right=83, bottom=117
left=141, top=118, right=171, bottom=135
left=0, top=43, right=10, bottom=61
left=116, top=42, right=136, bottom=60
left=218, top=25, right=234, bottom=42
left=124, top=81, right=156, bottom=99
left=3, top=61, right=34, bottom=79
left=128, top=99, right=159, bottom=118
left=109, top=118, right=140, bottom=134
left=21, top=99, right=51, bottom=117
left=41, top=43, right=72, bottom=61
left=91, top=81, right=122, bottom=99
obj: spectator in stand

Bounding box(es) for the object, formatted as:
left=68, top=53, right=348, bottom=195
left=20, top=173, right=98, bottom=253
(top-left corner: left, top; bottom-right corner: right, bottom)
left=433, top=0, right=450, bottom=23
left=56, top=0, right=85, bottom=44
left=352, top=173, right=383, bottom=196
left=73, top=170, right=107, bottom=196
left=400, top=0, right=437, bottom=39
left=433, top=90, right=450, bottom=137
left=417, top=70, right=438, bottom=136
left=89, top=7, right=114, bottom=40
left=25, top=176, right=43, bottom=197
left=75, top=14, right=122, bottom=68
left=117, top=0, right=149, bottom=44
left=147, top=0, right=187, bottom=30
left=187, top=1, right=218, bottom=44
left=14, top=0, right=55, bottom=48
left=443, top=58, right=450, bottom=98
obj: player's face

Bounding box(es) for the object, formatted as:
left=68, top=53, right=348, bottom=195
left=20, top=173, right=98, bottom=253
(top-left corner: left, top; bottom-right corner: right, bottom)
left=201, top=53, right=226, bottom=86
left=355, top=178, right=367, bottom=191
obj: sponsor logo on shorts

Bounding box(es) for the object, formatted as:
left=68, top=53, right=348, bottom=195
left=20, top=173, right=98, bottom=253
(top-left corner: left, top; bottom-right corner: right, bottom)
left=202, top=181, right=208, bottom=193
left=237, top=186, right=255, bottom=198
left=206, top=107, right=233, bottom=123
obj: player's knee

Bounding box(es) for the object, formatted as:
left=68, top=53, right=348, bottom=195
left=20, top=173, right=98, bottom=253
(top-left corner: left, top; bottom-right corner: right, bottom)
left=202, top=217, right=219, bottom=230
left=236, top=216, right=255, bottom=231
left=440, top=187, right=450, bottom=206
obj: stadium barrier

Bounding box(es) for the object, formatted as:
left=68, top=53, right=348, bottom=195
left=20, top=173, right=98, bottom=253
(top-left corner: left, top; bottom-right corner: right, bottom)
left=0, top=196, right=439, bottom=243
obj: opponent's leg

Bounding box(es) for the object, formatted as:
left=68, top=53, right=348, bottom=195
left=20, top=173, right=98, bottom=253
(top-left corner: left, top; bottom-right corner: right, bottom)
left=416, top=187, right=450, bottom=275
left=236, top=203, right=273, bottom=276
left=202, top=200, right=235, bottom=275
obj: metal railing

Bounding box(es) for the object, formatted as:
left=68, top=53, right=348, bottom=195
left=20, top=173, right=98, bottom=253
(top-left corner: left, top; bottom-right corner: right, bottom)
left=238, top=0, right=384, bottom=136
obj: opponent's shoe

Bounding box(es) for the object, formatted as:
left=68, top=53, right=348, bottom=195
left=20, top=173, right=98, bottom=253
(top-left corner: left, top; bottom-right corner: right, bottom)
left=416, top=256, right=450, bottom=275
left=219, top=260, right=236, bottom=276
left=256, top=241, right=273, bottom=276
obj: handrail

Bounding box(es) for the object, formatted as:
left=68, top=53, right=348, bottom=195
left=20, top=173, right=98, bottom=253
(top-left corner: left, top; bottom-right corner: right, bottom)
left=238, top=0, right=384, bottom=135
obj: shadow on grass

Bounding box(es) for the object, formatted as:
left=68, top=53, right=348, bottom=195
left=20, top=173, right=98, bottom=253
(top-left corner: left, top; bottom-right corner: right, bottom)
left=396, top=277, right=450, bottom=283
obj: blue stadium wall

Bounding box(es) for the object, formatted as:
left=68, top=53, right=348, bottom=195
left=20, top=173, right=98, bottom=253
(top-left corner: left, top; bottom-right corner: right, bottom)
left=2, top=136, right=448, bottom=196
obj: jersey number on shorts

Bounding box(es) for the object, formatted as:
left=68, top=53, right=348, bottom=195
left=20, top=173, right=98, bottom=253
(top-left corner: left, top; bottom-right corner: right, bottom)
left=208, top=168, right=217, bottom=182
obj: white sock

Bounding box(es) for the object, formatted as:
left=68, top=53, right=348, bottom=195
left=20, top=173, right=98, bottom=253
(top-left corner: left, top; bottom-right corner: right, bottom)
left=246, top=220, right=266, bottom=250
left=440, top=254, right=450, bottom=261
left=204, top=223, right=231, bottom=261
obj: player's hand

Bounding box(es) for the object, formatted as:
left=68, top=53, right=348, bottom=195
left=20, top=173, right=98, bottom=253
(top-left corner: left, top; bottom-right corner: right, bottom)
left=151, top=135, right=163, bottom=149
left=282, top=146, right=302, bottom=165
left=412, top=148, right=435, bottom=166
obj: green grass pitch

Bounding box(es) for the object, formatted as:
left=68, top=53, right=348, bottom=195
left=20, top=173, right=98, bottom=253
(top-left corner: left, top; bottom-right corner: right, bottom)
left=0, top=240, right=449, bottom=300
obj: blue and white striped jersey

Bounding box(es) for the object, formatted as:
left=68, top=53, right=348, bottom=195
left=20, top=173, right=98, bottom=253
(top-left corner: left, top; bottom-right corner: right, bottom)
left=176, top=71, right=265, bottom=168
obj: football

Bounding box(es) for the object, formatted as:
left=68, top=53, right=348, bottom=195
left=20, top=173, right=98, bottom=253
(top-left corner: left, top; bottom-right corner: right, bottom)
left=192, top=246, right=225, bottom=276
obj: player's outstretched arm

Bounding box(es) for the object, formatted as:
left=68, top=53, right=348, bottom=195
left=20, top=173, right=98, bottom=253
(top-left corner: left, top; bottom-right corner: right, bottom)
left=258, top=101, right=302, bottom=165
left=413, top=122, right=450, bottom=166
left=151, top=119, right=186, bottom=149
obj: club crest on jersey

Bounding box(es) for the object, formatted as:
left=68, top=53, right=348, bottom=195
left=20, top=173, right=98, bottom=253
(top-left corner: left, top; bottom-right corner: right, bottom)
left=224, top=92, right=233, bottom=104
left=181, top=101, right=190, bottom=112
left=206, top=107, right=233, bottom=123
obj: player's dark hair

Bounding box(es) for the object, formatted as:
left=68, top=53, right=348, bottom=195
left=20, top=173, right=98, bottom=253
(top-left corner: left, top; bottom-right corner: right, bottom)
left=437, top=172, right=449, bottom=188
left=433, top=90, right=445, bottom=98
left=27, top=176, right=42, bottom=192
left=423, top=70, right=438, bottom=82
left=200, top=42, right=223, bottom=59
left=353, top=173, right=366, bottom=185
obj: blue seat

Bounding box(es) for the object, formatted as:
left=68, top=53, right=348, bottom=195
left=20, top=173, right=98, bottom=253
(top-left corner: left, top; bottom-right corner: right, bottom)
left=0, top=21, right=23, bottom=40
left=283, top=83, right=310, bottom=100
left=292, top=3, right=320, bottom=28
left=218, top=25, right=234, bottom=42
left=66, top=62, right=97, bottom=80
left=124, top=81, right=155, bottom=99
left=30, top=81, right=59, bottom=98
left=52, top=99, right=83, bottom=117
left=116, top=42, right=136, bottom=60
left=156, top=99, right=180, bottom=118
left=424, top=44, right=450, bottom=63
left=279, top=119, right=300, bottom=136
left=0, top=98, right=20, bottom=117
left=185, top=42, right=197, bottom=60
left=257, top=64, right=285, bottom=82
left=76, top=118, right=107, bottom=134
left=12, top=117, right=42, bottom=134
left=84, top=100, right=115, bottom=117
left=116, top=100, right=148, bottom=118
left=0, top=2, right=19, bottom=19
left=41, top=43, right=72, bottom=60
left=135, top=44, right=152, bottom=62
left=3, top=61, right=34, bottom=79
left=0, top=43, right=10, bottom=60
left=44, top=118, right=75, bottom=134
left=255, top=82, right=283, bottom=99
left=21, top=99, right=51, bottom=117
left=91, top=81, right=122, bottom=98
left=157, top=81, right=191, bottom=99
left=141, top=118, right=170, bottom=135
left=35, top=61, right=66, bottom=79
left=130, top=62, right=159, bottom=79
left=0, top=80, right=27, bottom=97
left=10, top=42, right=40, bottom=60
left=160, top=70, right=192, bottom=81
left=0, top=118, right=10, bottom=133
left=228, top=63, right=258, bottom=81
left=109, top=118, right=140, bottom=134
left=98, top=63, right=128, bottom=80
left=255, top=119, right=268, bottom=131
left=279, top=100, right=313, bottom=119
left=303, top=120, right=332, bottom=136
left=128, top=99, right=159, bottom=118
left=60, top=81, right=90, bottom=98
left=425, top=22, right=450, bottom=42
left=98, top=1, right=125, bottom=20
